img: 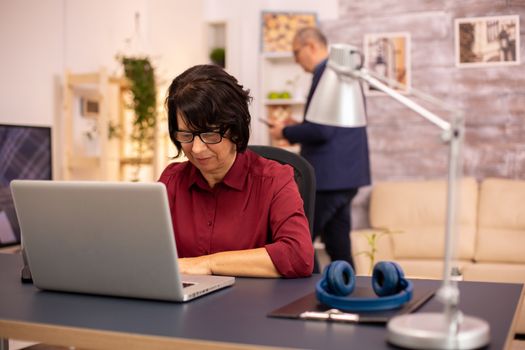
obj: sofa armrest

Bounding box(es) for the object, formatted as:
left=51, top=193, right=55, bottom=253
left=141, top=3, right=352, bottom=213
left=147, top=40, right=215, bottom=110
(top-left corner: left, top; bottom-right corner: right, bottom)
left=352, top=229, right=395, bottom=276
left=476, top=178, right=525, bottom=264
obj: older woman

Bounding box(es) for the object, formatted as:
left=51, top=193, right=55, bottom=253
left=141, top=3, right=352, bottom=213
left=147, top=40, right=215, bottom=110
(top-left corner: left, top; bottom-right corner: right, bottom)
left=159, top=64, right=314, bottom=278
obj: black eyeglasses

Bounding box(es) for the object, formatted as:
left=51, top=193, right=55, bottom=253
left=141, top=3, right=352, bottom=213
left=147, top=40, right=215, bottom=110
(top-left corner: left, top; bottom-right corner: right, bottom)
left=174, top=130, right=225, bottom=144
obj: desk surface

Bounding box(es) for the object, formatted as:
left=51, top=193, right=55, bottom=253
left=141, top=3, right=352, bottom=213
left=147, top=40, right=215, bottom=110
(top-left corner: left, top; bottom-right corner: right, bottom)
left=0, top=254, right=522, bottom=350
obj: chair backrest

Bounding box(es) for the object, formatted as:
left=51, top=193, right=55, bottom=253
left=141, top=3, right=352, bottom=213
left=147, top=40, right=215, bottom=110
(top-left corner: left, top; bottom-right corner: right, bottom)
left=248, top=145, right=316, bottom=236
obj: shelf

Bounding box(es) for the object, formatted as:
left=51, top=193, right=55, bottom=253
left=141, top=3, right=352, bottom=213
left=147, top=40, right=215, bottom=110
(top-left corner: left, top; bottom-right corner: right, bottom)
left=119, top=157, right=154, bottom=166
left=261, top=52, right=294, bottom=61
left=258, top=48, right=309, bottom=148
left=264, top=98, right=305, bottom=106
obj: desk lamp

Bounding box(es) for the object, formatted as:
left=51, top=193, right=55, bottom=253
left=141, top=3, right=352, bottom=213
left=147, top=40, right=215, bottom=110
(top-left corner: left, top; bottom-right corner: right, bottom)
left=305, top=44, right=490, bottom=349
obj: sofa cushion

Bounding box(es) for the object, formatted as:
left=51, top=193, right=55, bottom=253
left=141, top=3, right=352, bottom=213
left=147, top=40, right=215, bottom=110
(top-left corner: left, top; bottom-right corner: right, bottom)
left=369, top=178, right=478, bottom=260
left=476, top=178, right=525, bottom=263
left=463, top=263, right=525, bottom=284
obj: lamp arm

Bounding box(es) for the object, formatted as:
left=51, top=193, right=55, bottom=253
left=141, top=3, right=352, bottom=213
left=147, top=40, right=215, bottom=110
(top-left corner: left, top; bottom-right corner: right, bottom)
left=346, top=66, right=451, bottom=132
left=364, top=69, right=459, bottom=114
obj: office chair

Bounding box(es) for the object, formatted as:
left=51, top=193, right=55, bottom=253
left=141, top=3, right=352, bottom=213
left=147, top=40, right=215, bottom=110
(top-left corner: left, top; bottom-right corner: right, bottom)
left=248, top=145, right=320, bottom=273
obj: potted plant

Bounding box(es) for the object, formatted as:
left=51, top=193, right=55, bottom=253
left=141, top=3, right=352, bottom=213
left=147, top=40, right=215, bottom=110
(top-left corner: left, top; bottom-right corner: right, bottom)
left=209, top=47, right=225, bottom=68
left=118, top=56, right=157, bottom=181
left=355, top=227, right=402, bottom=274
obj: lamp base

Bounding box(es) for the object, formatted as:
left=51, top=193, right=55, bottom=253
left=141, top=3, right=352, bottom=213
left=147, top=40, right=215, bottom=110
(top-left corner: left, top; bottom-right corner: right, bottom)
left=387, top=312, right=490, bottom=349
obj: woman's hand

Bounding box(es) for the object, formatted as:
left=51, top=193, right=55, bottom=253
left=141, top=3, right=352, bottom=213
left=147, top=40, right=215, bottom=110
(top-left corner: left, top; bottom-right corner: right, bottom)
left=178, top=256, right=212, bottom=275
left=178, top=248, right=281, bottom=277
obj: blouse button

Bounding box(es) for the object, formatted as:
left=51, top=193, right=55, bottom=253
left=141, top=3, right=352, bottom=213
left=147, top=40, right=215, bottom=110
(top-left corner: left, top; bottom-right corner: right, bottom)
left=208, top=221, right=212, bottom=226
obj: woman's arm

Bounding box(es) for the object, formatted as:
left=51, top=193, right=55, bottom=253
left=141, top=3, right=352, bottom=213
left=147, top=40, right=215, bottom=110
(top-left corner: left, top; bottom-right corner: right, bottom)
left=178, top=247, right=281, bottom=278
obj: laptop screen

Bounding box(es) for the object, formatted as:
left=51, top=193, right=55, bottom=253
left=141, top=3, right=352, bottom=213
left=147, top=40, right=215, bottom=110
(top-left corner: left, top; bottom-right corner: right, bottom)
left=0, top=124, right=52, bottom=247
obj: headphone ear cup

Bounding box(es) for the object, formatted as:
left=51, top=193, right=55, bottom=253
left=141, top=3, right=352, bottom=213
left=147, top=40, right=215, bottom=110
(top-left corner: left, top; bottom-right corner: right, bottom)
left=324, top=260, right=356, bottom=296
left=372, top=261, right=405, bottom=297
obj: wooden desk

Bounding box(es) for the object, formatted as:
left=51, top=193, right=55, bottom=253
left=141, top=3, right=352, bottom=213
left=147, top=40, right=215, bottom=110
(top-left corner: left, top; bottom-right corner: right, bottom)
left=0, top=254, right=522, bottom=349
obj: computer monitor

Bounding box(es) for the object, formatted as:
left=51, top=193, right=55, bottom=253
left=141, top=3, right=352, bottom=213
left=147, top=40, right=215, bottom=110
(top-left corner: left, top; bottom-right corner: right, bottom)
left=0, top=124, right=52, bottom=247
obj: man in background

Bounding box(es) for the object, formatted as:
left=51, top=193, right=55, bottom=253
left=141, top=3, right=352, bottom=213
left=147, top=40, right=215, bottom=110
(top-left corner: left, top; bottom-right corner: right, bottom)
left=269, top=27, right=371, bottom=270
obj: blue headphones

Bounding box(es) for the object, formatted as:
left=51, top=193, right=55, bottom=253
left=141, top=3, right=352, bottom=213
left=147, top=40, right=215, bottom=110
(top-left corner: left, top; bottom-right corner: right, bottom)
left=315, top=260, right=413, bottom=312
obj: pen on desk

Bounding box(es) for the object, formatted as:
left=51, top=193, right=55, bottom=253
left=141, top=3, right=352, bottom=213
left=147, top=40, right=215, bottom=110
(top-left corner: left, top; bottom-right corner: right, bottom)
left=299, top=309, right=360, bottom=323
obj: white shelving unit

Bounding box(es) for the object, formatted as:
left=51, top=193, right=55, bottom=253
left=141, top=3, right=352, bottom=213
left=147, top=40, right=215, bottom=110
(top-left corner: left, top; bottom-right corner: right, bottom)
left=258, top=52, right=310, bottom=149
left=61, top=69, right=162, bottom=182
left=61, top=69, right=123, bottom=181
left=264, top=98, right=305, bottom=106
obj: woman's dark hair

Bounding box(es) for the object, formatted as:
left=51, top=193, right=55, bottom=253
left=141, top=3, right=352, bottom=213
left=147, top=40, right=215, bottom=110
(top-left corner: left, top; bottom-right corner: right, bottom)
left=165, top=64, right=252, bottom=157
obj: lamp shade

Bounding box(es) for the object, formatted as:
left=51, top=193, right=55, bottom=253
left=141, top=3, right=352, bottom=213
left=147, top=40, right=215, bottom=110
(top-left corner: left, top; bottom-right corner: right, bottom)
left=305, top=44, right=367, bottom=127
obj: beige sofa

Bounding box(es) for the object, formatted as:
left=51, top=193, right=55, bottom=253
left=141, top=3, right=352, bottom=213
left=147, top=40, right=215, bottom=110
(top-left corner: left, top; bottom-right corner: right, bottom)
left=352, top=177, right=525, bottom=334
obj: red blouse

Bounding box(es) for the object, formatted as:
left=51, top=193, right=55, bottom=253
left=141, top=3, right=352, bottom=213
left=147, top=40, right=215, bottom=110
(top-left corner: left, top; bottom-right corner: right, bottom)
left=158, top=149, right=314, bottom=277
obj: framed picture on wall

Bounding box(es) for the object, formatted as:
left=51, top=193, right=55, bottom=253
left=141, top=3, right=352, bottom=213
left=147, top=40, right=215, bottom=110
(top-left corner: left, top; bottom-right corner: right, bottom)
left=261, top=11, right=317, bottom=53
left=455, top=15, right=520, bottom=68
left=363, top=32, right=411, bottom=94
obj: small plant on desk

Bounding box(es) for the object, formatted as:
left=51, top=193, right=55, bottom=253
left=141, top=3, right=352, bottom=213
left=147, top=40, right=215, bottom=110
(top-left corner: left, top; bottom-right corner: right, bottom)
left=355, top=227, right=403, bottom=275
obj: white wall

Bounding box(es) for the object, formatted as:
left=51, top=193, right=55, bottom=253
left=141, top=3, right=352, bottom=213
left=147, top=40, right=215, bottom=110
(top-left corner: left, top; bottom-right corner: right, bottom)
left=0, top=0, right=207, bottom=128
left=63, top=0, right=150, bottom=73
left=149, top=0, right=207, bottom=94
left=0, top=0, right=64, bottom=126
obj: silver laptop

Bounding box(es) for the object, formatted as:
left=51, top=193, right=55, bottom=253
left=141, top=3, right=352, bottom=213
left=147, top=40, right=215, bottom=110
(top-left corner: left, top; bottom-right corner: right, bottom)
left=10, top=180, right=234, bottom=302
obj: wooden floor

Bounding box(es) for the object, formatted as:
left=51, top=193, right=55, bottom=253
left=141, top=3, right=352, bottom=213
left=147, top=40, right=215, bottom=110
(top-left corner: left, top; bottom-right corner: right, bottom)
left=8, top=339, right=525, bottom=350
left=9, top=343, right=75, bottom=350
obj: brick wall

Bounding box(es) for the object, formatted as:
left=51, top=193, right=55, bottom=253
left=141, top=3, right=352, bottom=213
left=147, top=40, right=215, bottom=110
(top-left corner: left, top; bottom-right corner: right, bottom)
left=320, top=0, right=525, bottom=228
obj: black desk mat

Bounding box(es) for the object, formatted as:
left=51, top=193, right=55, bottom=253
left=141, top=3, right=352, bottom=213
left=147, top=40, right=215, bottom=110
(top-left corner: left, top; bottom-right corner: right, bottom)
left=268, top=283, right=436, bottom=324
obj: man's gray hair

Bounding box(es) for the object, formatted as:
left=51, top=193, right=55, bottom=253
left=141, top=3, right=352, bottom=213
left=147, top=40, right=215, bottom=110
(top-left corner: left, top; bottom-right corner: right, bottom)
left=293, top=27, right=328, bottom=47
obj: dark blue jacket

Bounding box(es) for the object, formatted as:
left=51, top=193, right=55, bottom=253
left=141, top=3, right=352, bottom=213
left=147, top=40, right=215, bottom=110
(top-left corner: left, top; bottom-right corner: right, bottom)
left=283, top=59, right=371, bottom=191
